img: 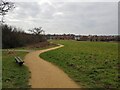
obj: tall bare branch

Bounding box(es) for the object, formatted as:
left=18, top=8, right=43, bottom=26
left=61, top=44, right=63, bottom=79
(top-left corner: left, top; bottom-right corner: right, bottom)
left=28, top=27, right=45, bottom=35
left=0, top=0, right=15, bottom=23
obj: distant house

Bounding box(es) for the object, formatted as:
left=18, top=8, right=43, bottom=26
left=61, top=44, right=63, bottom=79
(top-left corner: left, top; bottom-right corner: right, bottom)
left=80, top=36, right=89, bottom=41
left=97, top=36, right=117, bottom=41
left=75, top=35, right=89, bottom=41
left=88, top=35, right=119, bottom=42
left=74, top=35, right=80, bottom=40
left=46, top=34, right=119, bottom=42
left=88, top=35, right=98, bottom=41
left=46, top=34, right=75, bottom=40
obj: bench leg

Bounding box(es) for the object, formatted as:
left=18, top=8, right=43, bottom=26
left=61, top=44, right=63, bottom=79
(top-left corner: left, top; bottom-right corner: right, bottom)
left=19, top=62, right=23, bottom=66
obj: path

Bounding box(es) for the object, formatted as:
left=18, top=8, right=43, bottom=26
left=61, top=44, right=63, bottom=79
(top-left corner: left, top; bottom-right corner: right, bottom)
left=24, top=45, right=80, bottom=88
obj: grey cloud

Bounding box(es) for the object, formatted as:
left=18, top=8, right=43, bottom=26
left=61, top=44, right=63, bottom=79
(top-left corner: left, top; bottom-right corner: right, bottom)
left=5, top=2, right=118, bottom=35
left=48, top=2, right=118, bottom=35
left=5, top=2, right=41, bottom=21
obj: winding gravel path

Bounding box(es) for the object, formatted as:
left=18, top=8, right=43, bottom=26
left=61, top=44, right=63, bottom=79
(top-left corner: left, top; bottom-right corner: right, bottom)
left=24, top=45, right=80, bottom=88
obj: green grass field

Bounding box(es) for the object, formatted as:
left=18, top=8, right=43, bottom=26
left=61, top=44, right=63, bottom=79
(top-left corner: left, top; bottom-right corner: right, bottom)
left=40, top=40, right=119, bottom=88
left=2, top=51, right=30, bottom=88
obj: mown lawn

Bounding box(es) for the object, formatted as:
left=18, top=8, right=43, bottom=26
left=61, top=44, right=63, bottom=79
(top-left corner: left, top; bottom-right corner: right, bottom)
left=40, top=40, right=119, bottom=88
left=2, top=51, right=30, bottom=88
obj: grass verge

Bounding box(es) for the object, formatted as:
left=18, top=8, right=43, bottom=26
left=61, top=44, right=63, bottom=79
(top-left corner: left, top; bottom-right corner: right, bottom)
left=40, top=40, right=119, bottom=88
left=2, top=51, right=30, bottom=88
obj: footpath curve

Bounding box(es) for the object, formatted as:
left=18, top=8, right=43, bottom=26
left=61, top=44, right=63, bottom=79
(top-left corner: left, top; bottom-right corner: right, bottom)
left=24, top=44, right=80, bottom=88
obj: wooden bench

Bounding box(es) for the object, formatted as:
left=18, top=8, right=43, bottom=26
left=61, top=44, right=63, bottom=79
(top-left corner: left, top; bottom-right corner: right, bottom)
left=15, top=57, right=24, bottom=66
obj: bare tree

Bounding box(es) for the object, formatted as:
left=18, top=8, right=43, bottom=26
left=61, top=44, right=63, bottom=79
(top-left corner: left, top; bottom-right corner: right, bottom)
left=28, top=27, right=45, bottom=35
left=0, top=0, right=15, bottom=23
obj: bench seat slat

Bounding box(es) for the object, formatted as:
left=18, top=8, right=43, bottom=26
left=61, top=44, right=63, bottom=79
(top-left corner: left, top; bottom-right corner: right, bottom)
left=14, top=56, right=24, bottom=66
left=18, top=57, right=24, bottom=62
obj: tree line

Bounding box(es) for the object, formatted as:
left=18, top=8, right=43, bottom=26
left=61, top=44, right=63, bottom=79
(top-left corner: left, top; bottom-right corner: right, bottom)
left=2, top=24, right=46, bottom=49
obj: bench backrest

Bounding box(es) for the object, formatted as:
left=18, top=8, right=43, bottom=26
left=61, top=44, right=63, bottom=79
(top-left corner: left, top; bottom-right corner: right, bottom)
left=15, top=57, right=24, bottom=62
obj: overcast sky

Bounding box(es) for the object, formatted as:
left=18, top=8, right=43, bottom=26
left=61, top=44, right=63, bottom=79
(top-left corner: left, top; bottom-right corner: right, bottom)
left=5, top=0, right=118, bottom=35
